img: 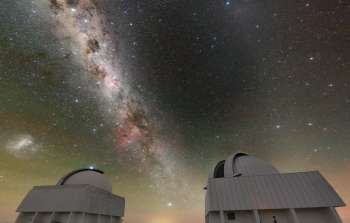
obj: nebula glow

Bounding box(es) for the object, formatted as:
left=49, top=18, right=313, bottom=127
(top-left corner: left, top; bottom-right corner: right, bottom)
left=6, top=134, right=40, bottom=158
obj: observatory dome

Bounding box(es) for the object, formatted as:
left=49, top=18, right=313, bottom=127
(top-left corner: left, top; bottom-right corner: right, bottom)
left=205, top=152, right=345, bottom=223
left=57, top=169, right=112, bottom=192
left=211, top=152, right=279, bottom=178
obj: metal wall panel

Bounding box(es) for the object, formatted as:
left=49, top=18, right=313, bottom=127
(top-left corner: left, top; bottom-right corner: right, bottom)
left=206, top=171, right=345, bottom=212
left=208, top=212, right=221, bottom=223
left=16, top=185, right=125, bottom=217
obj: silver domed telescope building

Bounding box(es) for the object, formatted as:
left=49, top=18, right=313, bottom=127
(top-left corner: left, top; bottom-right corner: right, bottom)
left=15, top=169, right=125, bottom=223
left=205, top=153, right=345, bottom=223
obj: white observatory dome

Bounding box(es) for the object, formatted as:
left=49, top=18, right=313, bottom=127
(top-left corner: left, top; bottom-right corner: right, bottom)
left=211, top=152, right=279, bottom=178
left=57, top=168, right=112, bottom=192
left=16, top=168, right=124, bottom=223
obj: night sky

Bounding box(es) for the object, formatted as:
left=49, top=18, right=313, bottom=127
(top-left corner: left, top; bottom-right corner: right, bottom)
left=0, top=0, right=349, bottom=223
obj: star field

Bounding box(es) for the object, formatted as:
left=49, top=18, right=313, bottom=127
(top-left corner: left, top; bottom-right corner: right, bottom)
left=0, top=0, right=349, bottom=223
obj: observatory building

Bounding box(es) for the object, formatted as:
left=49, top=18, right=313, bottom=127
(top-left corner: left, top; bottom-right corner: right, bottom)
left=15, top=168, right=125, bottom=223
left=205, top=153, right=345, bottom=223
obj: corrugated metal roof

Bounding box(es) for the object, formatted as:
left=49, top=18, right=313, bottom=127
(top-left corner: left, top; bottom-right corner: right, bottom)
left=17, top=185, right=125, bottom=217
left=206, top=171, right=345, bottom=213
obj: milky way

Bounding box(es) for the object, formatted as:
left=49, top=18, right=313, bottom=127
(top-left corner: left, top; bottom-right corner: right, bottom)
left=41, top=0, right=192, bottom=203
left=48, top=0, right=150, bottom=153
